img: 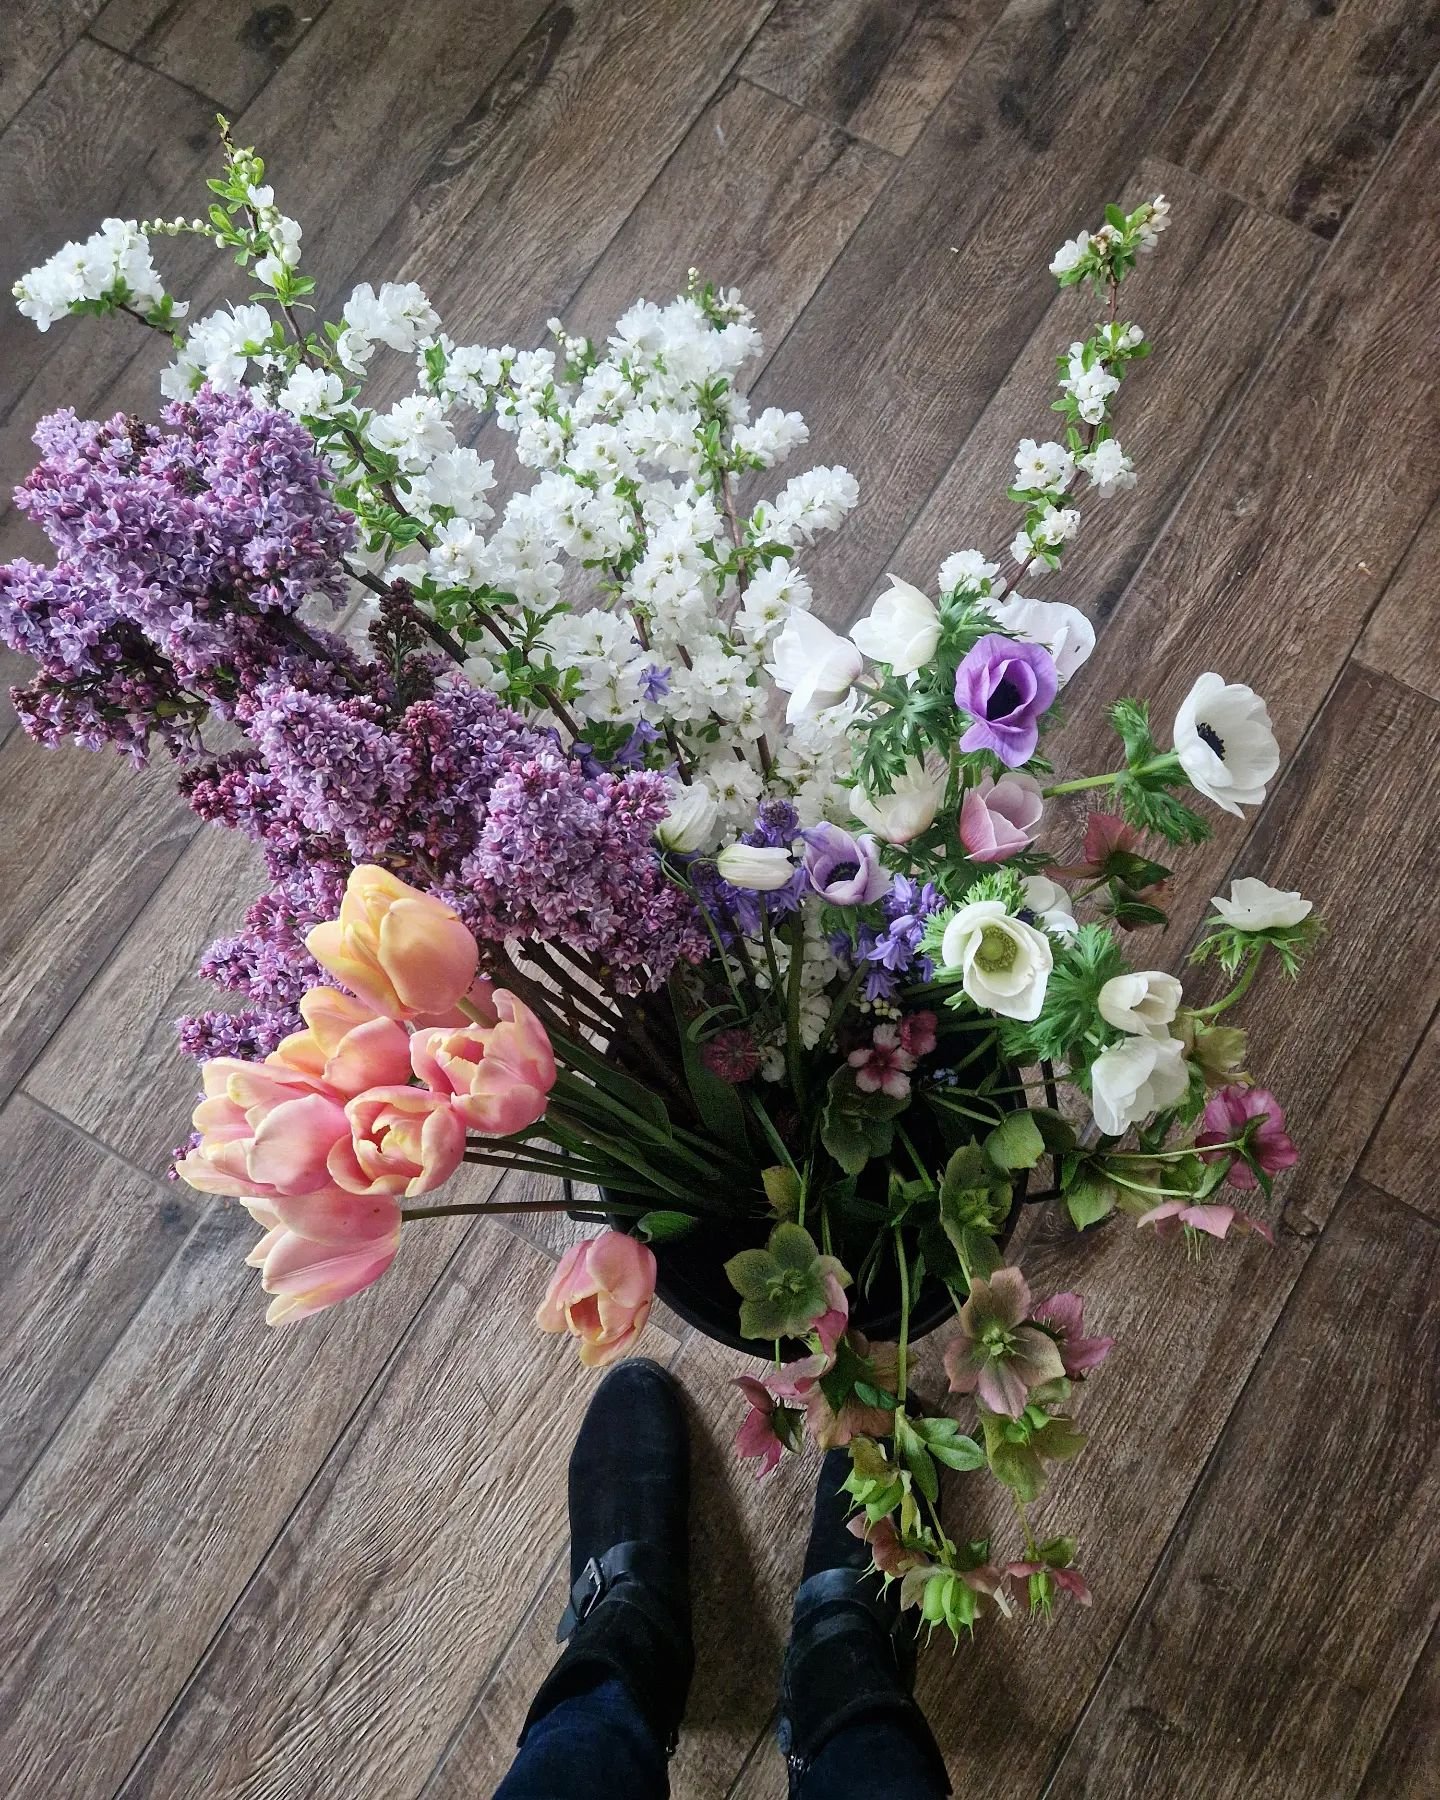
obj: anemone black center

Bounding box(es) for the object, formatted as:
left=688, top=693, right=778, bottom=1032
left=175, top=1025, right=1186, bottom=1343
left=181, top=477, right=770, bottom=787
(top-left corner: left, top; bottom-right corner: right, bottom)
left=990, top=676, right=1022, bottom=717
left=829, top=861, right=860, bottom=885
left=1197, top=721, right=1226, bottom=758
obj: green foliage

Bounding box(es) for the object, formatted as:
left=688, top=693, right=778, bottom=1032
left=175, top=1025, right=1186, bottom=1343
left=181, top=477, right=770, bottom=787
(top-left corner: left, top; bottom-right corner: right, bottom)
left=980, top=1405, right=1086, bottom=1502
left=1064, top=1172, right=1118, bottom=1230
left=635, top=1210, right=698, bottom=1243
left=821, top=1065, right=909, bottom=1175
left=999, top=923, right=1127, bottom=1067
left=761, top=1164, right=801, bottom=1219
left=1116, top=774, right=1211, bottom=846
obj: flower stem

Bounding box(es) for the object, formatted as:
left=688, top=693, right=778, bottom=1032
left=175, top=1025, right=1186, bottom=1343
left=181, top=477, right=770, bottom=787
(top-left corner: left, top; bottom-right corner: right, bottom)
left=895, top=1229, right=911, bottom=1406
left=1196, top=947, right=1263, bottom=1018
left=785, top=917, right=807, bottom=1108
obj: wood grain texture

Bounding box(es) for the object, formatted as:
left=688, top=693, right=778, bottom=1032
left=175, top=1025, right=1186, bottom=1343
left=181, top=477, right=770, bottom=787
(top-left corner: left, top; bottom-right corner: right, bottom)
left=1358, top=1005, right=1440, bottom=1220
left=92, top=0, right=332, bottom=111
left=0, top=0, right=106, bottom=130
left=1356, top=1625, right=1440, bottom=1799
left=1043, top=1180, right=1439, bottom=1800
left=117, top=1205, right=680, bottom=1800
left=876, top=159, right=1319, bottom=629
left=0, top=38, right=214, bottom=459
left=1354, top=499, right=1440, bottom=702
left=424, top=1328, right=817, bottom=1800
left=0, top=731, right=195, bottom=1105
left=1159, top=0, right=1440, bottom=237
left=353, top=0, right=774, bottom=358
left=0, top=1092, right=201, bottom=1510
left=0, top=1181, right=495, bottom=1800
left=565, top=76, right=894, bottom=353
left=739, top=0, right=1007, bottom=154
left=24, top=826, right=267, bottom=1174
left=1045, top=80, right=1440, bottom=943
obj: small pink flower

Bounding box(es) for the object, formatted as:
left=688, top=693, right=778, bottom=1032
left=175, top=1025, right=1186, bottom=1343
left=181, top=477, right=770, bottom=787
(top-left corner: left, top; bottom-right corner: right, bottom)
left=734, top=1375, right=792, bottom=1479
left=809, top=1271, right=850, bottom=1358
left=848, top=1023, right=917, bottom=1098
left=327, top=1085, right=467, bottom=1198
left=536, top=1230, right=657, bottom=1368
left=959, top=773, right=1045, bottom=863
left=701, top=1027, right=761, bottom=1083
left=897, top=1010, right=938, bottom=1060
left=1005, top=1560, right=1092, bottom=1608
left=849, top=1514, right=926, bottom=1579
left=1196, top=1084, right=1298, bottom=1190
left=411, top=988, right=556, bottom=1135
left=943, top=1266, right=1067, bottom=1419
left=1031, top=1291, right=1114, bottom=1379
left=783, top=1332, right=897, bottom=1449
left=1137, top=1200, right=1274, bottom=1244
left=270, top=987, right=413, bottom=1098
left=242, top=1190, right=401, bottom=1326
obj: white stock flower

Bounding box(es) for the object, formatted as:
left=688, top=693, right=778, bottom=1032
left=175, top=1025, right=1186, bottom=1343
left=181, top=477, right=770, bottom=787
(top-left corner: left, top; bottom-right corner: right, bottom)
left=1014, top=439, right=1075, bottom=491
left=1173, top=674, right=1279, bottom=817
left=847, top=757, right=947, bottom=844
left=939, top=900, right=1053, bottom=1022
left=983, top=594, right=1095, bottom=683
left=1089, top=1035, right=1189, bottom=1137
left=1020, top=874, right=1077, bottom=938
left=939, top=548, right=1004, bottom=596
left=716, top=843, right=795, bottom=891
left=766, top=607, right=862, bottom=724
left=1098, top=971, right=1183, bottom=1038
left=1079, top=438, right=1136, bottom=496
left=1210, top=878, right=1313, bottom=932
left=848, top=575, right=940, bottom=676
left=277, top=365, right=344, bottom=420
left=657, top=781, right=720, bottom=854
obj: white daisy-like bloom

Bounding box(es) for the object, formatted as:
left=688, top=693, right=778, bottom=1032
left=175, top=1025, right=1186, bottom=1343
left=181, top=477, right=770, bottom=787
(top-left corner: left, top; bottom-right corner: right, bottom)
left=1020, top=874, right=1078, bottom=939
left=1089, top=1035, right=1189, bottom=1137
left=939, top=900, right=1054, bottom=1022
left=983, top=593, right=1095, bottom=684
left=1210, top=878, right=1313, bottom=932
left=1173, top=675, right=1280, bottom=817
left=1098, top=971, right=1184, bottom=1038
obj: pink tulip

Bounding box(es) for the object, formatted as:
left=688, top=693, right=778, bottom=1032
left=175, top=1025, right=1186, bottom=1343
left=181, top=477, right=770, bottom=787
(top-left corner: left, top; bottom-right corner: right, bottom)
left=410, top=988, right=557, bottom=1135
left=243, top=1193, right=401, bottom=1326
left=176, top=1058, right=351, bottom=1200
left=270, top=987, right=414, bottom=1097
left=306, top=864, right=479, bottom=1019
left=327, top=1085, right=467, bottom=1198
left=959, top=773, right=1044, bottom=864
left=536, top=1231, right=656, bottom=1368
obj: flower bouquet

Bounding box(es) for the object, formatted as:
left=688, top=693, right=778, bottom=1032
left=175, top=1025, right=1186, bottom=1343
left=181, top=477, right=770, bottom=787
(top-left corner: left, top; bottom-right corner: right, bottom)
left=4, top=127, right=1322, bottom=1636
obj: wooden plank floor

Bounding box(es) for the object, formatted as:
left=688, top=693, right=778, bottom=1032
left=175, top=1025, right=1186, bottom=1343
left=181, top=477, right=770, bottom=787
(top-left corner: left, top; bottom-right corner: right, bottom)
left=1, top=3, right=1438, bottom=1795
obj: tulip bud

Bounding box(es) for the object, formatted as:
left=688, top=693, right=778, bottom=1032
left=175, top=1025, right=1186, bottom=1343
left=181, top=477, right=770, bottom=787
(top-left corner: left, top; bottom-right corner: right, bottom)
left=716, top=842, right=795, bottom=892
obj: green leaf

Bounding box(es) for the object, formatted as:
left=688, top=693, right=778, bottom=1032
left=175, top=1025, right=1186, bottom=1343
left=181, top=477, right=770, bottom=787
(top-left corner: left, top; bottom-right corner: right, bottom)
left=985, top=1109, right=1047, bottom=1171
left=955, top=1226, right=1002, bottom=1284
left=1065, top=1174, right=1118, bottom=1230
left=822, top=1065, right=907, bottom=1175
left=670, top=983, right=751, bottom=1147
left=635, top=1210, right=697, bottom=1243
left=762, top=1164, right=801, bottom=1219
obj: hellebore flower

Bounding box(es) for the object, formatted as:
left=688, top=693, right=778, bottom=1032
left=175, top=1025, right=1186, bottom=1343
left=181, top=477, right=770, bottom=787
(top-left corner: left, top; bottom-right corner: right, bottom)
left=953, top=634, right=1058, bottom=767
left=1030, top=1291, right=1114, bottom=1378
left=733, top=1375, right=796, bottom=1479
left=943, top=1267, right=1067, bottom=1419
left=1136, top=1199, right=1274, bottom=1244
left=1196, top=1084, right=1297, bottom=1189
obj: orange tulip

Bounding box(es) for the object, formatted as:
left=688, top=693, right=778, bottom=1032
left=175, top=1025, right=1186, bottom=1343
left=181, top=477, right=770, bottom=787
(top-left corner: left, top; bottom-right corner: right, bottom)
left=536, top=1231, right=657, bottom=1368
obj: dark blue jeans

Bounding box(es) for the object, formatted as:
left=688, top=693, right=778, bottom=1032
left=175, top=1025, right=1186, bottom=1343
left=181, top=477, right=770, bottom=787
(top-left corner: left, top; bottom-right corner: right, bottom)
left=494, top=1677, right=947, bottom=1799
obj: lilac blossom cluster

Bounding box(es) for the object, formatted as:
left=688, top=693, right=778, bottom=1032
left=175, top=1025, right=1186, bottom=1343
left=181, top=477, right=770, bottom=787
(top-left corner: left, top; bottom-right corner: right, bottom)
left=0, top=388, right=360, bottom=760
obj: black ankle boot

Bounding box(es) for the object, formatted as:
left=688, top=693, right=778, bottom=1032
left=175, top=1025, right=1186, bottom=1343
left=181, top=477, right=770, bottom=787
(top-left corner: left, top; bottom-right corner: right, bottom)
left=777, top=1450, right=950, bottom=1794
left=519, top=1359, right=693, bottom=1754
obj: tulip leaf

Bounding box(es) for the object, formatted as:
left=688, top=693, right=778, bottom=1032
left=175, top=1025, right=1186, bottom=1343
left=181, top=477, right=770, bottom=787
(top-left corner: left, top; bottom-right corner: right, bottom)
left=635, top=1209, right=697, bottom=1243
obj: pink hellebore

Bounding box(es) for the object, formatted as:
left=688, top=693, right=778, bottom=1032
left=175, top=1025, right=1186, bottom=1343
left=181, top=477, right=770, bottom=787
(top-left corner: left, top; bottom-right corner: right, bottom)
left=177, top=1058, right=351, bottom=1200
left=733, top=1375, right=795, bottom=1479
left=848, top=1022, right=918, bottom=1098
left=243, top=1190, right=402, bottom=1326
left=270, top=986, right=413, bottom=1097
left=771, top=1329, right=897, bottom=1450
left=327, top=1085, right=467, bottom=1198
left=848, top=1514, right=926, bottom=1580
left=306, top=863, right=479, bottom=1020
left=1005, top=1560, right=1093, bottom=1608
left=897, top=1011, right=938, bottom=1060
left=959, top=773, right=1045, bottom=864
left=943, top=1267, right=1067, bottom=1419
left=1196, top=1084, right=1298, bottom=1190
left=1031, top=1291, right=1114, bottom=1379
left=410, top=987, right=557, bottom=1135
left=536, top=1230, right=657, bottom=1368
left=1137, top=1200, right=1274, bottom=1244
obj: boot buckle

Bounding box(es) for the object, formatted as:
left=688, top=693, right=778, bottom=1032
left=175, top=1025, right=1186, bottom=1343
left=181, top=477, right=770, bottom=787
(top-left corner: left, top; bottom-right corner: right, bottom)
left=556, top=1555, right=606, bottom=1642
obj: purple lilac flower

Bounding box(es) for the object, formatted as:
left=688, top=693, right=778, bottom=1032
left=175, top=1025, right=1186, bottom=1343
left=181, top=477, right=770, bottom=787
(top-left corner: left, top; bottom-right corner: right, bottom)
left=953, top=634, right=1058, bottom=767
left=802, top=822, right=891, bottom=906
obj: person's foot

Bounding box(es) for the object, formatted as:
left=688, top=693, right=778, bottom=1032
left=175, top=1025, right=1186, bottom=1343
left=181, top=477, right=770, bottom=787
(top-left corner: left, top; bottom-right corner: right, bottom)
left=777, top=1449, right=949, bottom=1792
left=520, top=1358, right=693, bottom=1752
